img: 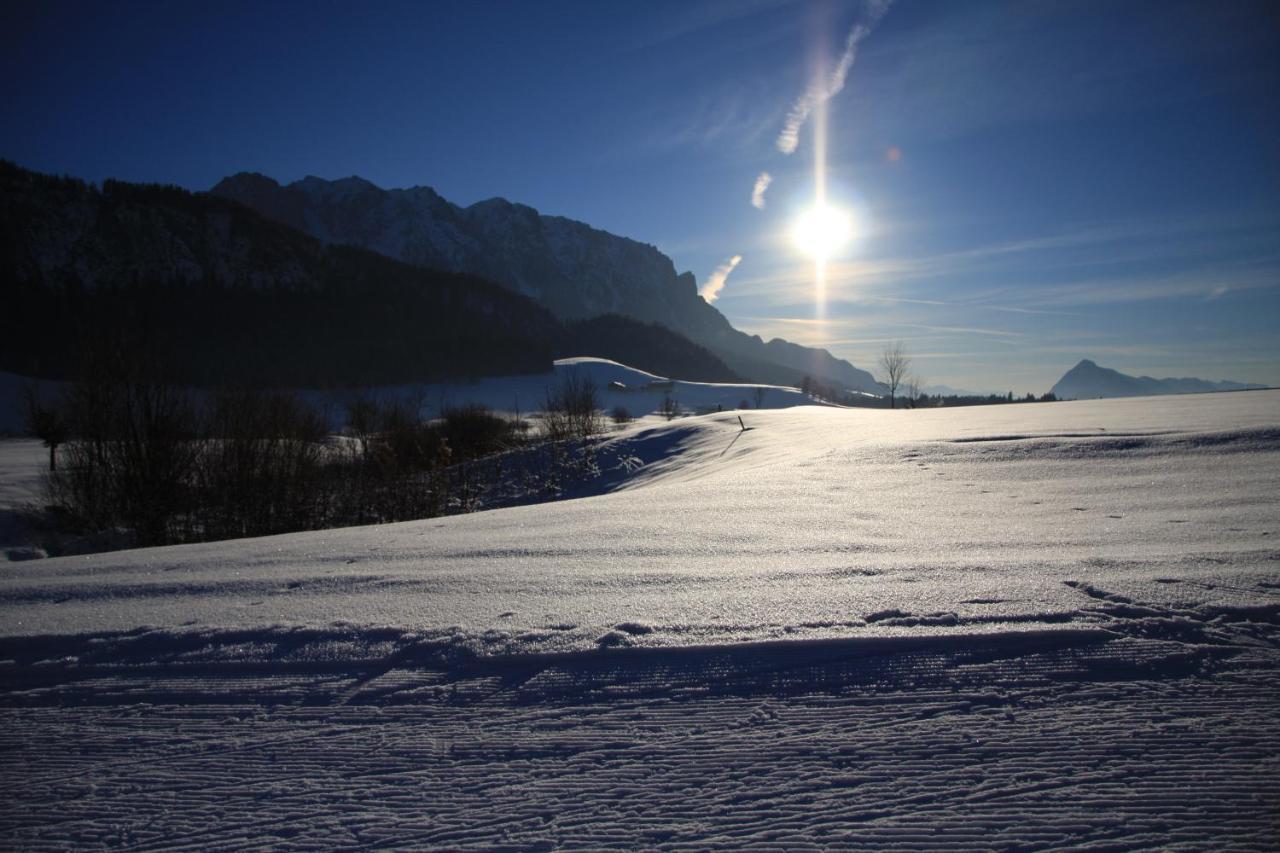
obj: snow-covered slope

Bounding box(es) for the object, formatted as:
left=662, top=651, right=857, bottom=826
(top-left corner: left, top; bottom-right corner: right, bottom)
left=0, top=359, right=820, bottom=560
left=2, top=390, right=1278, bottom=847
left=7, top=389, right=1274, bottom=643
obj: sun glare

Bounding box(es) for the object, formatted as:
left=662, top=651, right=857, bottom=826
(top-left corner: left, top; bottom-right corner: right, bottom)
left=790, top=203, right=854, bottom=260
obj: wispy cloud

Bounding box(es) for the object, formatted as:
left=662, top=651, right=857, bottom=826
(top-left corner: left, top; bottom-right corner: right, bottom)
left=1026, top=265, right=1277, bottom=308
left=776, top=0, right=894, bottom=154
left=739, top=314, right=1025, bottom=343
left=718, top=216, right=1280, bottom=315
left=832, top=2, right=1272, bottom=146
left=751, top=172, right=773, bottom=209
left=894, top=322, right=1027, bottom=339
left=859, top=294, right=1083, bottom=317
left=634, top=0, right=801, bottom=49
left=700, top=254, right=743, bottom=303
left=640, top=84, right=782, bottom=154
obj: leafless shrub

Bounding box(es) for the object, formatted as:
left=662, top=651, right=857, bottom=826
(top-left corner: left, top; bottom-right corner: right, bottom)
left=904, top=374, right=925, bottom=409
left=51, top=363, right=202, bottom=546
left=195, top=388, right=329, bottom=539
left=543, top=372, right=602, bottom=440
left=659, top=391, right=679, bottom=421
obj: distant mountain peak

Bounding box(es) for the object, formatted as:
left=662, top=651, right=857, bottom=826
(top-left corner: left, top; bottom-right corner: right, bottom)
left=211, top=171, right=281, bottom=192
left=467, top=196, right=516, bottom=211
left=304, top=174, right=374, bottom=189
left=1050, top=359, right=1265, bottom=399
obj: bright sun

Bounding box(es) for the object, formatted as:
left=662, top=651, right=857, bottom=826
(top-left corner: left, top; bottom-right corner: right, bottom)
left=790, top=203, right=854, bottom=260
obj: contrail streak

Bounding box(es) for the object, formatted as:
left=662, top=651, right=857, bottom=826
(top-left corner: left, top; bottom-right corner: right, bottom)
left=751, top=172, right=773, bottom=209
left=700, top=255, right=744, bottom=303
left=776, top=0, right=893, bottom=155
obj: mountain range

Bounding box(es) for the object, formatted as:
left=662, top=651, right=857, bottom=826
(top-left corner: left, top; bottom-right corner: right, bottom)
left=13, top=161, right=1269, bottom=404
left=0, top=162, right=736, bottom=387
left=1050, top=359, right=1267, bottom=399
left=210, top=172, right=883, bottom=393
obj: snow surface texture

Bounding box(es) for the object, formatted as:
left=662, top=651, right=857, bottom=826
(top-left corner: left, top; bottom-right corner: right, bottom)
left=2, top=390, right=1278, bottom=847
left=0, top=439, right=47, bottom=562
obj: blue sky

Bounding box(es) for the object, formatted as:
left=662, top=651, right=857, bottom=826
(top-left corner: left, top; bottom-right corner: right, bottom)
left=4, top=0, right=1277, bottom=392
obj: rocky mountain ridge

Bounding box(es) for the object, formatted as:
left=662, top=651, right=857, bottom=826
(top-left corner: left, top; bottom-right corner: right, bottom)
left=0, top=161, right=736, bottom=386
left=211, top=172, right=883, bottom=394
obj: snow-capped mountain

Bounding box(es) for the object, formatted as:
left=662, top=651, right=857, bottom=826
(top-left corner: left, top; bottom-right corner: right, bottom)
left=209, top=172, right=692, bottom=323
left=211, top=172, right=884, bottom=394
left=1050, top=359, right=1267, bottom=399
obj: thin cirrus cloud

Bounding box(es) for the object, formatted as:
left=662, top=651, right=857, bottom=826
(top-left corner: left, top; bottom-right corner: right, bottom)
left=751, top=172, right=773, bottom=208
left=776, top=0, right=894, bottom=155
left=634, top=0, right=803, bottom=49
left=723, top=216, right=1277, bottom=310
left=1024, top=266, right=1277, bottom=308
left=699, top=254, right=744, bottom=303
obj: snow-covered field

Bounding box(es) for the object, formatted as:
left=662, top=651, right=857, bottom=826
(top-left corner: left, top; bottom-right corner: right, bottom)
left=0, top=439, right=46, bottom=562
left=2, top=390, right=1278, bottom=847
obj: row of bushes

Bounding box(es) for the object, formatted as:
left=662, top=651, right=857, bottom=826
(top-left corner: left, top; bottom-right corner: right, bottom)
left=25, top=367, right=609, bottom=551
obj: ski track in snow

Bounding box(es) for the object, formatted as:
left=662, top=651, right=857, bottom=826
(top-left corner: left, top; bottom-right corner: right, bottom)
left=2, top=611, right=1278, bottom=849
left=2, top=390, right=1279, bottom=847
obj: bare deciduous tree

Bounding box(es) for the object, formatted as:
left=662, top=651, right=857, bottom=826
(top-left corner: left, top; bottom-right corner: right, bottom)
left=659, top=391, right=679, bottom=421
left=905, top=374, right=925, bottom=409
left=879, top=341, right=912, bottom=409
left=22, top=385, right=69, bottom=471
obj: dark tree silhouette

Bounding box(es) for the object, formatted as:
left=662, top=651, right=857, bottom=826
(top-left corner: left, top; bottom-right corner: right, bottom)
left=21, top=386, right=69, bottom=471
left=879, top=341, right=912, bottom=409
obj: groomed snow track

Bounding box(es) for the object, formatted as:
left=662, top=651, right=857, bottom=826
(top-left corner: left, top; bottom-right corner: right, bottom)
left=3, top=596, right=1278, bottom=850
